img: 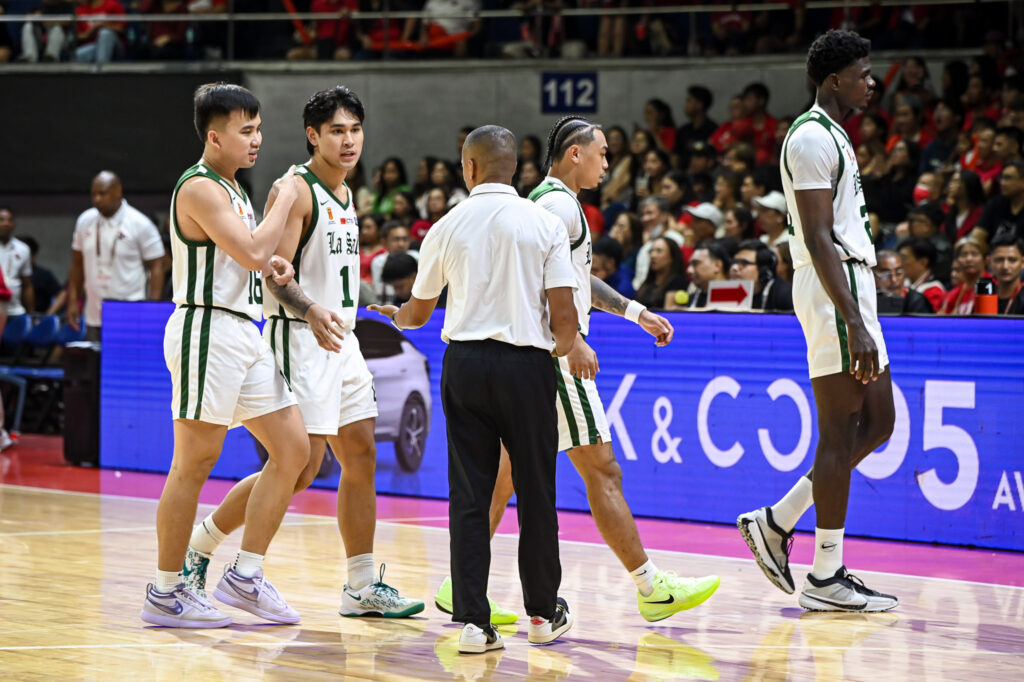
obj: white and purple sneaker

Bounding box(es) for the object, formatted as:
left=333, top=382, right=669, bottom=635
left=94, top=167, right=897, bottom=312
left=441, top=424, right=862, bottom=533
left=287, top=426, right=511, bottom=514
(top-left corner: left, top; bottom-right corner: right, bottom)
left=140, top=583, right=232, bottom=628
left=213, top=565, right=300, bottom=624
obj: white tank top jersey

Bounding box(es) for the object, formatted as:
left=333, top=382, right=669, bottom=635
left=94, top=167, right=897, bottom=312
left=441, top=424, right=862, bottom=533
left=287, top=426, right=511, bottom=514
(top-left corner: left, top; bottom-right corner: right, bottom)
left=263, top=164, right=361, bottom=330
left=781, top=103, right=877, bottom=270
left=529, top=176, right=593, bottom=336
left=170, top=163, right=263, bottom=320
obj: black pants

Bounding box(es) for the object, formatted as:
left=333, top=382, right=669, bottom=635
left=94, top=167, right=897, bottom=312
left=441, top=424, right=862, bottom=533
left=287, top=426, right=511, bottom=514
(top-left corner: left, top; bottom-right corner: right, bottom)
left=441, top=339, right=561, bottom=628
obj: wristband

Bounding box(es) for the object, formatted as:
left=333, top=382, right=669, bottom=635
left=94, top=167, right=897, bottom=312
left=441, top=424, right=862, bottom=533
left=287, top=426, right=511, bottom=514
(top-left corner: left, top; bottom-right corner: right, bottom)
left=625, top=300, right=646, bottom=324
left=390, top=309, right=404, bottom=331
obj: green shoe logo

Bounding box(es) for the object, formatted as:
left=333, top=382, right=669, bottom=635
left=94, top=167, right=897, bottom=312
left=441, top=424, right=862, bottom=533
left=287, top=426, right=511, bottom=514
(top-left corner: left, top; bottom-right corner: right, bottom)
left=345, top=591, right=362, bottom=602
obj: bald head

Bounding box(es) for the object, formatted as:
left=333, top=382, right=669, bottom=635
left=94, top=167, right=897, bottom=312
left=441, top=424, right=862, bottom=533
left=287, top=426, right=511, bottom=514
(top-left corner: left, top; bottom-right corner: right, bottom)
left=461, top=125, right=518, bottom=190
left=91, top=170, right=123, bottom=217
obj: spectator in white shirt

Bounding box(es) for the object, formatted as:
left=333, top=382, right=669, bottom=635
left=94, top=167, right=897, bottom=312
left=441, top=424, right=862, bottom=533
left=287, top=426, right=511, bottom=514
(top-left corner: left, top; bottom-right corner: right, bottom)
left=67, top=171, right=165, bottom=341
left=0, top=206, right=36, bottom=319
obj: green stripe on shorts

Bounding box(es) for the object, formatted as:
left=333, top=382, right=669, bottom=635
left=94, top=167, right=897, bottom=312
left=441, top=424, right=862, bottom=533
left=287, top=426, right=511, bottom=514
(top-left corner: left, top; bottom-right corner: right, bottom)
left=554, top=358, right=580, bottom=448
left=573, top=376, right=599, bottom=445
left=193, top=308, right=212, bottom=420
left=178, top=307, right=196, bottom=418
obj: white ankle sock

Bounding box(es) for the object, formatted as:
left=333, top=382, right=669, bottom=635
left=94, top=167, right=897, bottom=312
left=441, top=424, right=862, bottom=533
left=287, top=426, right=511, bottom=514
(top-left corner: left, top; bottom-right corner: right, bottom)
left=770, top=476, right=813, bottom=532
left=811, top=527, right=844, bottom=580
left=233, top=550, right=264, bottom=578
left=156, top=570, right=181, bottom=592
left=347, top=553, right=375, bottom=590
left=630, top=559, right=658, bottom=597
left=190, top=514, right=228, bottom=556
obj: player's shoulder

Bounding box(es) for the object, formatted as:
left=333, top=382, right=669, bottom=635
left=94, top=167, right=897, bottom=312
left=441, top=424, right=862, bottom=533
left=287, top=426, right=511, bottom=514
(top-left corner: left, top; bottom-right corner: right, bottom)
left=75, top=206, right=100, bottom=228
left=788, top=115, right=836, bottom=145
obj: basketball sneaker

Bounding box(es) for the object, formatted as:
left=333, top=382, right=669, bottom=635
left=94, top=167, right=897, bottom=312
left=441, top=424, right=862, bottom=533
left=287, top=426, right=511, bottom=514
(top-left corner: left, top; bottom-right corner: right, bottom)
left=434, top=576, right=519, bottom=625
left=737, top=506, right=796, bottom=594
left=140, top=583, right=232, bottom=628
left=458, top=623, right=505, bottom=654
left=213, top=565, right=301, bottom=624
left=183, top=547, right=211, bottom=598
left=338, top=563, right=425, bottom=618
left=528, top=597, right=573, bottom=645
left=637, top=571, right=721, bottom=622
left=798, top=566, right=898, bottom=612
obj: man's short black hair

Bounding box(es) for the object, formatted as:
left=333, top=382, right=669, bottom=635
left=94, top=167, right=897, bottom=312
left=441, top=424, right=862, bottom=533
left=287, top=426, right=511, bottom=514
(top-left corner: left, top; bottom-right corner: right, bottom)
left=381, top=220, right=408, bottom=239
left=696, top=240, right=732, bottom=271
left=741, top=82, right=770, bottom=106
left=972, top=116, right=998, bottom=133
left=193, top=82, right=260, bottom=143
left=908, top=201, right=946, bottom=229
left=898, top=236, right=938, bottom=269
left=592, top=236, right=623, bottom=268
left=20, top=235, right=39, bottom=256
left=382, top=253, right=418, bottom=283
left=937, top=96, right=965, bottom=122
left=688, top=85, right=713, bottom=112
left=806, top=29, right=871, bottom=87
left=303, top=86, right=365, bottom=155
left=989, top=233, right=1024, bottom=256
left=996, top=126, right=1024, bottom=152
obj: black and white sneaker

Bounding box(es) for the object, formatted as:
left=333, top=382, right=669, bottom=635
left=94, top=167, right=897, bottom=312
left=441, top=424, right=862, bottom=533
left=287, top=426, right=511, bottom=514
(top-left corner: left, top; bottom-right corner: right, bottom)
left=799, top=566, right=898, bottom=612
left=528, top=597, right=573, bottom=645
left=737, top=506, right=796, bottom=594
left=458, top=623, right=504, bottom=654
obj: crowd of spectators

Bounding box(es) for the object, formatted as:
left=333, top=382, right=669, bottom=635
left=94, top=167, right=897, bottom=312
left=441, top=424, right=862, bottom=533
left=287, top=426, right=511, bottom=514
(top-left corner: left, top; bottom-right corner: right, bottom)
left=342, top=49, right=1024, bottom=314
left=0, top=1, right=1015, bottom=63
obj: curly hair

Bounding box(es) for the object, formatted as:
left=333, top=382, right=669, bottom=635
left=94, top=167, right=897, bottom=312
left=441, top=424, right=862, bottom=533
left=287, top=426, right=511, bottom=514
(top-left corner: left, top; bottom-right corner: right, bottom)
left=806, top=30, right=871, bottom=87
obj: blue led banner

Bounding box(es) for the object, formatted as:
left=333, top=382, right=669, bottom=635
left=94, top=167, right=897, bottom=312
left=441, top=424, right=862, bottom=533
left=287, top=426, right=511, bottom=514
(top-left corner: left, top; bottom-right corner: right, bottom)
left=101, top=302, right=1024, bottom=550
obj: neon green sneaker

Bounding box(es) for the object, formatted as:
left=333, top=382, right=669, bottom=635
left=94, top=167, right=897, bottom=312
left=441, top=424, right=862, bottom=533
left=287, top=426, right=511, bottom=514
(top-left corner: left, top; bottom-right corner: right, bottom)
left=434, top=576, right=518, bottom=625
left=637, top=571, right=721, bottom=622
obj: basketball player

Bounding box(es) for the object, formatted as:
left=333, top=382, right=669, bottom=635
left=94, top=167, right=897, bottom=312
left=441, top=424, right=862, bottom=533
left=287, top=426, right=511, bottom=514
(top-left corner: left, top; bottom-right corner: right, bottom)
left=737, top=30, right=898, bottom=612
left=433, top=116, right=721, bottom=624
left=141, top=83, right=311, bottom=628
left=182, top=86, right=423, bottom=618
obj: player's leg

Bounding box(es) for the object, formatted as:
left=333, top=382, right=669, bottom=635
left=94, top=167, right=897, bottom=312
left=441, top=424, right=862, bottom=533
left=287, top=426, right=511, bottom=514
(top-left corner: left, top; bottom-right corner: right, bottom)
left=798, top=372, right=896, bottom=612
left=184, top=437, right=329, bottom=595
left=141, top=419, right=233, bottom=628
left=567, top=439, right=719, bottom=622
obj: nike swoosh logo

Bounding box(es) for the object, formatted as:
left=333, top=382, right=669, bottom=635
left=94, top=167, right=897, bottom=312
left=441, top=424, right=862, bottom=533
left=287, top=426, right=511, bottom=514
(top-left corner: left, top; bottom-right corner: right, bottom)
left=345, top=591, right=362, bottom=602
left=320, top=199, right=329, bottom=205
left=820, top=542, right=837, bottom=551
left=148, top=597, right=184, bottom=615
left=226, top=576, right=261, bottom=600
left=643, top=596, right=674, bottom=605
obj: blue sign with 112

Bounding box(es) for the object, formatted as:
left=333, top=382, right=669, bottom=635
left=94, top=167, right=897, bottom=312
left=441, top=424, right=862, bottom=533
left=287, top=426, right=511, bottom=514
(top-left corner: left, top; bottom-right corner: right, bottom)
left=541, top=72, right=598, bottom=114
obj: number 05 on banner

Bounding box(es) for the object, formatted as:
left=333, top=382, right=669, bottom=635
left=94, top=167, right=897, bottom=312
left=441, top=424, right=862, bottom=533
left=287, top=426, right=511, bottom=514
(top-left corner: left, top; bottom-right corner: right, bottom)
left=541, top=73, right=598, bottom=114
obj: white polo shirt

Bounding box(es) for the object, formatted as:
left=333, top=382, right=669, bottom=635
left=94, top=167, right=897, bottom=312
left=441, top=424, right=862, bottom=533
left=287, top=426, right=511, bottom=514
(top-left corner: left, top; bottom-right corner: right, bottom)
left=411, top=183, right=576, bottom=351
left=72, top=200, right=165, bottom=327
left=0, top=238, right=32, bottom=316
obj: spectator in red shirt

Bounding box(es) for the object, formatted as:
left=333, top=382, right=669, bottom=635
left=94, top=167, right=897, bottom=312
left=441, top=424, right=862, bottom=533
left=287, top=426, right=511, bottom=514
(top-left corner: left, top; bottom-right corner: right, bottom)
left=644, top=98, right=676, bottom=153
left=943, top=170, right=986, bottom=241
left=710, top=96, right=751, bottom=152
left=885, top=94, right=933, bottom=153
left=139, top=0, right=189, bottom=60
left=358, top=213, right=386, bottom=283
left=74, top=0, right=124, bottom=63
left=410, top=188, right=447, bottom=243
left=898, top=237, right=946, bottom=309
left=286, top=0, right=359, bottom=60
left=740, top=82, right=777, bottom=165
left=960, top=117, right=1002, bottom=194
left=938, top=236, right=990, bottom=314
left=962, top=74, right=1001, bottom=132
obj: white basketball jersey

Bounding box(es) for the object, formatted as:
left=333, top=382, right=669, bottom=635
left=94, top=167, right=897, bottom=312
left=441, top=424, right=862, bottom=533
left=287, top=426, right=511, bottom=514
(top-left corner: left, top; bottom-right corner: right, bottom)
left=781, top=104, right=877, bottom=270
left=530, top=177, right=593, bottom=336
left=264, top=165, right=360, bottom=329
left=170, top=163, right=262, bottom=320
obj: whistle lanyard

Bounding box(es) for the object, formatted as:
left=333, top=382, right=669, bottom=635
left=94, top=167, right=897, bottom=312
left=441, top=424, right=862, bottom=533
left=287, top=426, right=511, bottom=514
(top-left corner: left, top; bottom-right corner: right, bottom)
left=95, top=216, right=120, bottom=265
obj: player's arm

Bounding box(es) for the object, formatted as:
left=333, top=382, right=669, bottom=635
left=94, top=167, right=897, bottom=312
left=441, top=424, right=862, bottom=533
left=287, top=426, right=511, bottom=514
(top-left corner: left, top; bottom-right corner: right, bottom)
left=178, top=165, right=298, bottom=271
left=796, top=188, right=878, bottom=383
left=262, top=176, right=346, bottom=352
left=144, top=258, right=164, bottom=300
left=590, top=274, right=673, bottom=346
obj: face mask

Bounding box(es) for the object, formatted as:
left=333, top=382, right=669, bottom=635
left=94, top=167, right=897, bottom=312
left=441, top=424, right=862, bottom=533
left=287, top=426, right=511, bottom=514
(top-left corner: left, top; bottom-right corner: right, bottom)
left=913, top=184, right=931, bottom=204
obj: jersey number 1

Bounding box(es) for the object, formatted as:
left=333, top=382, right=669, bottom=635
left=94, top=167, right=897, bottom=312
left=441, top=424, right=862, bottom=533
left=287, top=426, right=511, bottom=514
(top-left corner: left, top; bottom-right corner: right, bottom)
left=339, top=266, right=355, bottom=308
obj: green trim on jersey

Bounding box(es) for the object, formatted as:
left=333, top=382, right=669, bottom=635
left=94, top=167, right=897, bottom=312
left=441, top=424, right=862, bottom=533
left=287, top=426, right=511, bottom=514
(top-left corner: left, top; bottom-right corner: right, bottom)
left=528, top=182, right=589, bottom=250
left=299, top=164, right=352, bottom=210
left=782, top=110, right=844, bottom=199
left=171, top=164, right=215, bottom=248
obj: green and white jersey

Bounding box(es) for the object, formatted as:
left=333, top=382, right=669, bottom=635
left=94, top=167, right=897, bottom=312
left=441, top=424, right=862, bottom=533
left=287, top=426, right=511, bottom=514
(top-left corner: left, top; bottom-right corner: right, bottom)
left=170, top=163, right=262, bottom=320
left=263, top=165, right=360, bottom=329
left=529, top=176, right=593, bottom=336
left=781, top=103, right=876, bottom=270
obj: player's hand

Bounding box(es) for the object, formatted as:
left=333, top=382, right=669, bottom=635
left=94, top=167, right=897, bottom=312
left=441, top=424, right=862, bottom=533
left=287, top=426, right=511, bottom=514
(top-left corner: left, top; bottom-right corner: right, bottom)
left=266, top=255, right=294, bottom=286
left=846, top=323, right=880, bottom=384
left=566, top=335, right=599, bottom=381
left=67, top=299, right=81, bottom=331
left=305, top=303, right=345, bottom=353
left=271, top=166, right=299, bottom=205
left=638, top=309, right=673, bottom=346
left=367, top=303, right=400, bottom=322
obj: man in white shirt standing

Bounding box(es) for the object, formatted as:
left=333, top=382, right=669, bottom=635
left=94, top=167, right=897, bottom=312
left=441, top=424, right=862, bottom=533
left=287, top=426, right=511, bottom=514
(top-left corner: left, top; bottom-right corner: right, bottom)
left=0, top=206, right=36, bottom=321
left=67, top=171, right=165, bottom=341
left=369, top=125, right=579, bottom=655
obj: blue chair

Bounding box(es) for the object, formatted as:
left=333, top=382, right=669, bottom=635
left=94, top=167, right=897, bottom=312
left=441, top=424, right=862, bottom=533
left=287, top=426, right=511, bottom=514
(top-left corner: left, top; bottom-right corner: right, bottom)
left=21, top=315, right=60, bottom=365
left=56, top=319, right=87, bottom=346
left=1, top=314, right=32, bottom=353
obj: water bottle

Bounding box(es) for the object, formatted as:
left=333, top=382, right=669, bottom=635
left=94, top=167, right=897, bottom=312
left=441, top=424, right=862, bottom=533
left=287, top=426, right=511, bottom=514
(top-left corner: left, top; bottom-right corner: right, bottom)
left=975, top=277, right=997, bottom=315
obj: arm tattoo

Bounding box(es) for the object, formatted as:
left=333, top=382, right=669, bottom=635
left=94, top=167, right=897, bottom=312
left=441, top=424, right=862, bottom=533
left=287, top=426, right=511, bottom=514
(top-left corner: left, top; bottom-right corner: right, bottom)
left=264, top=276, right=316, bottom=319
left=590, top=275, right=630, bottom=316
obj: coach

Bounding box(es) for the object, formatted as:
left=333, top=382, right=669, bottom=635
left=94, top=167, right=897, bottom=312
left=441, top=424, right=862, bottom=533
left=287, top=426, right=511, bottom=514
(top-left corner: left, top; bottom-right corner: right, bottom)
left=369, top=125, right=578, bottom=653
